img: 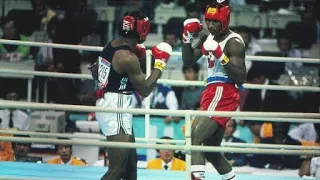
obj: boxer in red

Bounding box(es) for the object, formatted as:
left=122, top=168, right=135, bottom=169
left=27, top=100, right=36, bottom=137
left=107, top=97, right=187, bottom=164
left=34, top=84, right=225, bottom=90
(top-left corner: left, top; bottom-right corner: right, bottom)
left=181, top=1, right=246, bottom=179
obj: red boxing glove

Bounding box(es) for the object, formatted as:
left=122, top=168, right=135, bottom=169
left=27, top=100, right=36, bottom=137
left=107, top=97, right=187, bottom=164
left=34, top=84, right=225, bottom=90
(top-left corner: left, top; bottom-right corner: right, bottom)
left=202, top=38, right=229, bottom=65
left=183, top=18, right=203, bottom=43
left=136, top=44, right=146, bottom=59
left=151, top=42, right=172, bottom=71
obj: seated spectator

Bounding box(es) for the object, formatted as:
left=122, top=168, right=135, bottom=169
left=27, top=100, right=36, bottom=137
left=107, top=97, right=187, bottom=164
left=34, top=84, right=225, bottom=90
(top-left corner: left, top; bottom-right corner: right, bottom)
left=12, top=135, right=42, bottom=163
left=0, top=92, right=29, bottom=131
left=140, top=84, right=180, bottom=124
left=0, top=16, right=31, bottom=62
left=286, top=10, right=318, bottom=51
left=147, top=136, right=186, bottom=171
left=235, top=26, right=263, bottom=71
left=0, top=133, right=14, bottom=161
left=277, top=32, right=303, bottom=68
left=180, top=64, right=204, bottom=110
left=299, top=157, right=320, bottom=178
left=289, top=123, right=320, bottom=146
left=248, top=122, right=302, bottom=169
left=162, top=30, right=182, bottom=69
left=36, top=17, right=58, bottom=70
left=222, top=120, right=247, bottom=166
left=47, top=142, right=86, bottom=166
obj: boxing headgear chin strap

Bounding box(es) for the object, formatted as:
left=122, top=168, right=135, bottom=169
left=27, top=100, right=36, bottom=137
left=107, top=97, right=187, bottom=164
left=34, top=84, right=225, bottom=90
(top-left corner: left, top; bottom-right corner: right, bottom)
left=205, top=5, right=230, bottom=33
left=122, top=15, right=150, bottom=42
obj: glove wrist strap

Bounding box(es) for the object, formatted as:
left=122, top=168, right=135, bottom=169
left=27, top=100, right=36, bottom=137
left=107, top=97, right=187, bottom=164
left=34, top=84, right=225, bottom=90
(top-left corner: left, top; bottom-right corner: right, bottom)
left=219, top=54, right=229, bottom=65
left=154, top=59, right=166, bottom=71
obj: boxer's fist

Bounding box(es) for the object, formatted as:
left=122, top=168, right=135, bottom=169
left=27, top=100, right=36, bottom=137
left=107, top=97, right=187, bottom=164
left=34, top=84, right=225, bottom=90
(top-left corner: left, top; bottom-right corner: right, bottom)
left=151, top=42, right=172, bottom=71
left=183, top=18, right=203, bottom=43
left=202, top=38, right=229, bottom=65
left=136, top=44, right=146, bottom=59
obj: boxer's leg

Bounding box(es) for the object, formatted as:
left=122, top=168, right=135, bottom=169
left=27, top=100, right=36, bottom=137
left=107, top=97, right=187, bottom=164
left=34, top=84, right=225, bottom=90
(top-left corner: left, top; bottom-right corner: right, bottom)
left=203, top=124, right=236, bottom=180
left=123, top=128, right=137, bottom=180
left=191, top=116, right=220, bottom=179
left=100, top=128, right=131, bottom=180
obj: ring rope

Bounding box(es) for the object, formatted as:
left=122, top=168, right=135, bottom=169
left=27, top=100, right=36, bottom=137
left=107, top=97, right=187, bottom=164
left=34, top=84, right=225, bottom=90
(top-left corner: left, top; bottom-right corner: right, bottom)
left=0, top=69, right=319, bottom=92
left=0, top=136, right=319, bottom=156
left=1, top=130, right=319, bottom=150
left=0, top=100, right=319, bottom=120
left=0, top=39, right=319, bottom=63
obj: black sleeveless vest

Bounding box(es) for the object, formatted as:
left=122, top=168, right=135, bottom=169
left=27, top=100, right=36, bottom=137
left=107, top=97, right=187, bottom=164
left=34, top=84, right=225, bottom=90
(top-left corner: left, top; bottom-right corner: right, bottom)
left=99, top=42, right=134, bottom=94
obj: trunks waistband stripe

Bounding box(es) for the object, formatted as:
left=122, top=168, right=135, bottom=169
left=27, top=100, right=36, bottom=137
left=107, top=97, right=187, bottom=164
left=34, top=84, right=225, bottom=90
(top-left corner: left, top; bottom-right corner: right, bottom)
left=206, top=76, right=245, bottom=91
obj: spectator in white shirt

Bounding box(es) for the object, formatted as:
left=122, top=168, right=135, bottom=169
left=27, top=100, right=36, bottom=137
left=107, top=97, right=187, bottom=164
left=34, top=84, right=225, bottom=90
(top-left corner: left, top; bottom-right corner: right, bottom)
left=0, top=92, right=29, bottom=130
left=288, top=123, right=320, bottom=146
left=236, top=26, right=263, bottom=72
left=277, top=32, right=303, bottom=68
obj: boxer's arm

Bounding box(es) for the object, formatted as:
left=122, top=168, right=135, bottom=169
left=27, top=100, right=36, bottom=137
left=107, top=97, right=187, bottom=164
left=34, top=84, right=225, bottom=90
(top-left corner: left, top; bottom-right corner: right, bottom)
left=224, top=38, right=247, bottom=85
left=119, top=51, right=161, bottom=97
left=182, top=34, right=207, bottom=67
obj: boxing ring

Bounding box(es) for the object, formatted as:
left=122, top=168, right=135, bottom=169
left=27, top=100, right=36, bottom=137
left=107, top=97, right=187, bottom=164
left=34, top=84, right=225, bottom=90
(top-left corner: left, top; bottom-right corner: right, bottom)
left=0, top=39, right=319, bottom=180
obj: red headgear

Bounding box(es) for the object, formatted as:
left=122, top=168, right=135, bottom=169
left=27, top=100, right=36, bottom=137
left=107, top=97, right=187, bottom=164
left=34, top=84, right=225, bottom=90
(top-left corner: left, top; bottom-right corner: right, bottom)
left=122, top=15, right=150, bottom=42
left=205, top=4, right=230, bottom=33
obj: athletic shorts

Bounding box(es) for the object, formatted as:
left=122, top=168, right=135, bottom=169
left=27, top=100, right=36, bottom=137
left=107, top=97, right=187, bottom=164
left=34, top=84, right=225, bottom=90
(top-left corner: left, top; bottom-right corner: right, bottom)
left=96, top=92, right=133, bottom=136
left=200, top=83, right=240, bottom=128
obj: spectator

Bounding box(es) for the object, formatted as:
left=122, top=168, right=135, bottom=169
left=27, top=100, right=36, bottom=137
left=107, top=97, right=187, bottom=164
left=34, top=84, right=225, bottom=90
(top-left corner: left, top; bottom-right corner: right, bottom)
left=185, top=2, right=202, bottom=20
left=31, top=0, right=56, bottom=30
left=236, top=26, right=263, bottom=71
left=76, top=61, right=96, bottom=107
left=34, top=17, right=59, bottom=102
left=286, top=9, right=318, bottom=51
left=11, top=135, right=42, bottom=163
left=0, top=133, right=14, bottom=161
left=0, top=16, right=30, bottom=62
left=288, top=123, right=320, bottom=146
left=0, top=92, right=29, bottom=131
left=141, top=84, right=180, bottom=124
left=277, top=32, right=303, bottom=68
left=185, top=2, right=208, bottom=42
left=249, top=122, right=302, bottom=169
left=36, top=17, right=58, bottom=70
left=162, top=30, right=182, bottom=70
left=147, top=136, right=186, bottom=171
left=242, top=63, right=293, bottom=143
left=47, top=142, right=86, bottom=166
left=52, top=17, right=82, bottom=105
left=299, top=157, right=320, bottom=179
left=64, top=0, right=98, bottom=39
left=179, top=64, right=204, bottom=110
left=222, top=120, right=247, bottom=166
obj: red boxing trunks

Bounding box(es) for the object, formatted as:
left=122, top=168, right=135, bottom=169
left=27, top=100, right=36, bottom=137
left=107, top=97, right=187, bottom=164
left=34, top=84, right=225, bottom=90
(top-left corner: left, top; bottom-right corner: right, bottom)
left=200, top=83, right=240, bottom=128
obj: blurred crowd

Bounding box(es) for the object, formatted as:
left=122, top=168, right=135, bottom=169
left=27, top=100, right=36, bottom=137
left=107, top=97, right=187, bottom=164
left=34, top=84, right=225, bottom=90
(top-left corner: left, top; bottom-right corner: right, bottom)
left=0, top=0, right=319, bottom=177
